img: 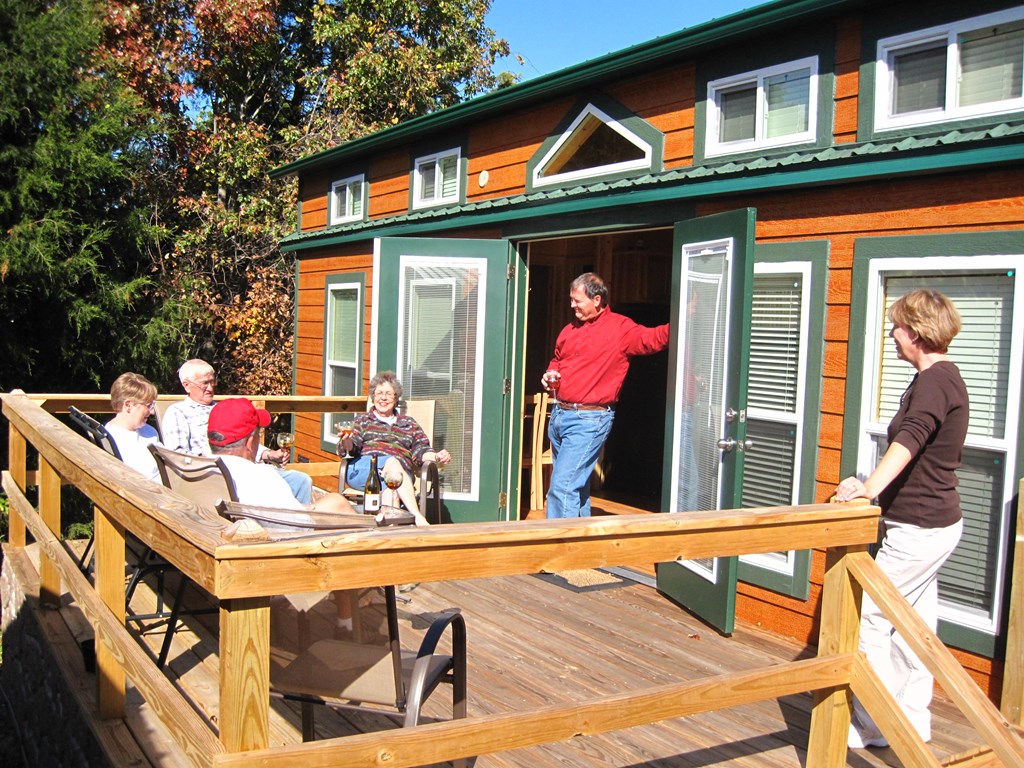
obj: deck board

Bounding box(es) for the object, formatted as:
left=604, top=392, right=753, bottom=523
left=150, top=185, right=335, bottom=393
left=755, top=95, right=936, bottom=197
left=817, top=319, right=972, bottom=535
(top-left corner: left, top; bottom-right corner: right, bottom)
left=29, top=541, right=986, bottom=767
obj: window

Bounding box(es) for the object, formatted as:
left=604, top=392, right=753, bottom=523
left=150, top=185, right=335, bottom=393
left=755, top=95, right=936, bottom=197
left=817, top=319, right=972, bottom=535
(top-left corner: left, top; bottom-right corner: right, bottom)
left=412, top=148, right=461, bottom=209
left=532, top=103, right=654, bottom=187
left=706, top=57, right=818, bottom=157
left=322, top=275, right=364, bottom=445
left=875, top=8, right=1024, bottom=131
left=851, top=242, right=1024, bottom=655
left=328, top=175, right=365, bottom=225
left=737, top=242, right=827, bottom=598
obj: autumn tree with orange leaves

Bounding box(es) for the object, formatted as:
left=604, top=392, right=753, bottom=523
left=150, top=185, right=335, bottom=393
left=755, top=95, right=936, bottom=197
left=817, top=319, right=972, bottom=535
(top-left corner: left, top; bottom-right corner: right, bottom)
left=103, top=0, right=511, bottom=392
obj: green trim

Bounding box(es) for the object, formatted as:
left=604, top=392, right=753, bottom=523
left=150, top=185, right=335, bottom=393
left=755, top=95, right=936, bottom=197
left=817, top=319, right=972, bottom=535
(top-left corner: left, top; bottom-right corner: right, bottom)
left=376, top=237, right=515, bottom=523
left=319, top=272, right=366, bottom=453
left=270, top=0, right=873, bottom=178
left=407, top=135, right=469, bottom=212
left=845, top=230, right=1024, bottom=658
left=524, top=93, right=664, bottom=193
left=737, top=240, right=829, bottom=600
left=857, top=1, right=1024, bottom=140
left=327, top=162, right=370, bottom=226
left=694, top=26, right=835, bottom=163
left=282, top=142, right=1024, bottom=253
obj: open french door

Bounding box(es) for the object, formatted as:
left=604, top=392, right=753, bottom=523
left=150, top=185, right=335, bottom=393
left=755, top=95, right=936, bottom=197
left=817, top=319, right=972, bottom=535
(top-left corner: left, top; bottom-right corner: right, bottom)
left=374, top=237, right=522, bottom=523
left=656, top=209, right=755, bottom=635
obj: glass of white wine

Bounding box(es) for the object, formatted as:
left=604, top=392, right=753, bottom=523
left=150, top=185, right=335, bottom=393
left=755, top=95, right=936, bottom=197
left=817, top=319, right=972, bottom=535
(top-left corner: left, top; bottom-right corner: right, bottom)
left=335, top=422, right=354, bottom=457
left=277, top=432, right=295, bottom=450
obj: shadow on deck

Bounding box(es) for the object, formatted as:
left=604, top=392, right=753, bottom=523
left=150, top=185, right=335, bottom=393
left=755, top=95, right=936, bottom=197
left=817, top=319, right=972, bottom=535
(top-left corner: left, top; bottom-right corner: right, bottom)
left=19, top=541, right=985, bottom=768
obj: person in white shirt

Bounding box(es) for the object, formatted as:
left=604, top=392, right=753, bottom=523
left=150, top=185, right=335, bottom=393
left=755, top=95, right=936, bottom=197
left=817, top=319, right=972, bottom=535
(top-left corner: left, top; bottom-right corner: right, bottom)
left=207, top=397, right=358, bottom=634
left=105, top=372, right=161, bottom=482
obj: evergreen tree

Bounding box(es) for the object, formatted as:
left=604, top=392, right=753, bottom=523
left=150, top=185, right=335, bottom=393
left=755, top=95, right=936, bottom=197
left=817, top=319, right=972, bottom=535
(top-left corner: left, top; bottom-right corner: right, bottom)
left=0, top=0, right=180, bottom=393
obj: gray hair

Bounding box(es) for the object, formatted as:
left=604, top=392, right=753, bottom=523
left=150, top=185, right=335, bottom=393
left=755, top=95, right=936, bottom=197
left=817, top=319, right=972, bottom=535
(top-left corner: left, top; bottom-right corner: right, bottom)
left=369, top=370, right=404, bottom=402
left=178, top=358, right=215, bottom=385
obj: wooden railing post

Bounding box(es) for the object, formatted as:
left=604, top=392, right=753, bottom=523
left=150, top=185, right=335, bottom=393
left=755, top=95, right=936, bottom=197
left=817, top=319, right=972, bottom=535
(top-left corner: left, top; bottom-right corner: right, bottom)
left=1000, top=477, right=1024, bottom=726
left=219, top=596, right=271, bottom=753
left=7, top=421, right=27, bottom=547
left=808, top=542, right=867, bottom=767
left=95, top=505, right=126, bottom=719
left=38, top=456, right=61, bottom=608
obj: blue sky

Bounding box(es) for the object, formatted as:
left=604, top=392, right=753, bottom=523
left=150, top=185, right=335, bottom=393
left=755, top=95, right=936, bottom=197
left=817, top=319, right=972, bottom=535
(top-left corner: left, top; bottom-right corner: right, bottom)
left=487, top=0, right=763, bottom=80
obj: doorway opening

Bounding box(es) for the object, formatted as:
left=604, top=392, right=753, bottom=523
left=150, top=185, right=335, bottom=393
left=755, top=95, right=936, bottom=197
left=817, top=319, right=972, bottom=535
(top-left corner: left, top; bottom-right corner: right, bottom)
left=523, top=228, right=673, bottom=517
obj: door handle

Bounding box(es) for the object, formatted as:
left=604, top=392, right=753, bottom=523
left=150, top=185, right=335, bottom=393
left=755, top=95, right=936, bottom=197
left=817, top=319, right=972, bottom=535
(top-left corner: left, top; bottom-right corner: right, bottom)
left=717, top=437, right=754, bottom=453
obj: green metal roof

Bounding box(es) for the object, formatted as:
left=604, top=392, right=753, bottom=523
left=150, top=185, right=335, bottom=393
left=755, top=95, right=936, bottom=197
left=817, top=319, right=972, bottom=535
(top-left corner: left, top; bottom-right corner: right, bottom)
left=280, top=121, right=1024, bottom=251
left=271, top=0, right=878, bottom=179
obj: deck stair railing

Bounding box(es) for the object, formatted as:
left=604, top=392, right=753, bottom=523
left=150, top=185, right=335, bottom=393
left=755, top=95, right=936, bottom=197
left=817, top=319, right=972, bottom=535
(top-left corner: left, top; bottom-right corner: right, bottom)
left=2, top=390, right=1023, bottom=768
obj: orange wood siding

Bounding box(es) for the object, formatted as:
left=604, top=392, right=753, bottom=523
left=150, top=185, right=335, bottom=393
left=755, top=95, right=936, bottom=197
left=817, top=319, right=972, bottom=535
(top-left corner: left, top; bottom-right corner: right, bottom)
left=467, top=97, right=577, bottom=202
left=368, top=148, right=411, bottom=218
left=833, top=14, right=861, bottom=144
left=694, top=169, right=1024, bottom=690
left=604, top=63, right=696, bottom=168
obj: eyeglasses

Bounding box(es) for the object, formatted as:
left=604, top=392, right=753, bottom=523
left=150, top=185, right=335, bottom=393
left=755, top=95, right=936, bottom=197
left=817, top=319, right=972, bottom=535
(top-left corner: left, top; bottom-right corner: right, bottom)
left=374, top=390, right=396, bottom=401
left=186, top=378, right=216, bottom=390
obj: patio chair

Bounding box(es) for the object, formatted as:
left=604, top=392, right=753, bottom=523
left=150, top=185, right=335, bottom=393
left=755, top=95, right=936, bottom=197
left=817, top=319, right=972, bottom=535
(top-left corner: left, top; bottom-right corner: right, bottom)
left=147, top=444, right=242, bottom=667
left=67, top=407, right=190, bottom=656
left=271, top=583, right=467, bottom=748
left=337, top=398, right=442, bottom=524
left=68, top=406, right=121, bottom=571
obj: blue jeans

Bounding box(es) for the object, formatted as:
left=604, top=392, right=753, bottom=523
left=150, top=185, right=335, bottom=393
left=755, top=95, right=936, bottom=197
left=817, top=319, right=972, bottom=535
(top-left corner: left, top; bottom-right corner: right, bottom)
left=546, top=406, right=614, bottom=518
left=278, top=468, right=313, bottom=505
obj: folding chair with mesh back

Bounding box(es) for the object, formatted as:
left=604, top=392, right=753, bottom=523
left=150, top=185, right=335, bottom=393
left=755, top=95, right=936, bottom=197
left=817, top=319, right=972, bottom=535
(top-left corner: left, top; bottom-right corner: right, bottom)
left=67, top=407, right=186, bottom=650
left=147, top=444, right=240, bottom=667
left=68, top=406, right=121, bottom=571
left=270, top=582, right=467, bottom=751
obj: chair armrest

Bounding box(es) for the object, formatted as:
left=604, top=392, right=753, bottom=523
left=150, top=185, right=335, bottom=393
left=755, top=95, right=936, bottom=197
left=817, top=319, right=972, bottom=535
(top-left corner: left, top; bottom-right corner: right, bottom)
left=216, top=500, right=376, bottom=530
left=419, top=459, right=441, bottom=524
left=415, top=608, right=466, bottom=660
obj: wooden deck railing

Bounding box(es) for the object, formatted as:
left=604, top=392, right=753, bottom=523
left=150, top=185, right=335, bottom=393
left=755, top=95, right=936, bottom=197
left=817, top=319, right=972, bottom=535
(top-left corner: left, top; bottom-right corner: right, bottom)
left=3, top=391, right=1023, bottom=768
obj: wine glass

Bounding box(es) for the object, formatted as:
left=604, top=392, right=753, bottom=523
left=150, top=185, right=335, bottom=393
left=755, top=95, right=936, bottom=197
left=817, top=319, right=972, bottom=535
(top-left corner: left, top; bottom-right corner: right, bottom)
left=335, top=422, right=354, bottom=457
left=277, top=432, right=295, bottom=450
left=383, top=471, right=404, bottom=509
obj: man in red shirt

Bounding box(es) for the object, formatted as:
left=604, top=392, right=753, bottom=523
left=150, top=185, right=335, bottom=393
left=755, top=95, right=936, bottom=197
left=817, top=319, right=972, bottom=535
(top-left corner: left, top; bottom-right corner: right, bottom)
left=542, top=273, right=669, bottom=518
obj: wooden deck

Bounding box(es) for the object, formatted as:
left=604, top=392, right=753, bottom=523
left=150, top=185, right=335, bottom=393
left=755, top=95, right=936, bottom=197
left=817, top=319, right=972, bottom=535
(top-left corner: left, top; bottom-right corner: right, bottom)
left=31, top=541, right=986, bottom=768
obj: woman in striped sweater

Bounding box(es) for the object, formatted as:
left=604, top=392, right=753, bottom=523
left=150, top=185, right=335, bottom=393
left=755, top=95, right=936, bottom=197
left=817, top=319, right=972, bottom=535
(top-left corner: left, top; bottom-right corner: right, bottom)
left=336, top=371, right=451, bottom=526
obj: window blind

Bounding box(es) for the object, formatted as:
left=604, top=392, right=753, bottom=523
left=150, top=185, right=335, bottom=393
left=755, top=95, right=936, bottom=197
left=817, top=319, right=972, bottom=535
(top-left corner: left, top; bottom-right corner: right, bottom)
left=892, top=44, right=946, bottom=114
left=719, top=86, right=756, bottom=142
left=958, top=22, right=1024, bottom=107
left=765, top=68, right=810, bottom=138
left=747, top=275, right=802, bottom=413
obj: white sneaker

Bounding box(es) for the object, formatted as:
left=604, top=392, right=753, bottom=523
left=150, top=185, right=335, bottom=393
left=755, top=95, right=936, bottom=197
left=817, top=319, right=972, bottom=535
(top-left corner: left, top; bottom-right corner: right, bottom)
left=848, top=724, right=889, bottom=749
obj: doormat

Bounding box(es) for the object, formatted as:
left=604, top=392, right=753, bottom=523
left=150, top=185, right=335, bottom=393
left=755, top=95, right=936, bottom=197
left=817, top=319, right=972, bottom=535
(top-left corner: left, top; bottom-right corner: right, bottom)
left=542, top=568, right=627, bottom=593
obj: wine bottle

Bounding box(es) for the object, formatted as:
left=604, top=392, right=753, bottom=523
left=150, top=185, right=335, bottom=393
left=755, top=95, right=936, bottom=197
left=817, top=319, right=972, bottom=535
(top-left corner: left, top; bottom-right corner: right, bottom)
left=364, top=454, right=382, bottom=512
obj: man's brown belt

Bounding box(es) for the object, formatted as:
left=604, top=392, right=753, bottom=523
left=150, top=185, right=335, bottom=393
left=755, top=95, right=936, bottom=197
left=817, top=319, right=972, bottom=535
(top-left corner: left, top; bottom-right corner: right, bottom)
left=555, top=402, right=615, bottom=411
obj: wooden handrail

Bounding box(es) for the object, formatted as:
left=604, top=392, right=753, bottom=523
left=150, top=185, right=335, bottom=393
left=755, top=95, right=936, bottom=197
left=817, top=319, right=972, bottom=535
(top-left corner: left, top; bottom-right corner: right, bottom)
left=3, top=389, right=1023, bottom=768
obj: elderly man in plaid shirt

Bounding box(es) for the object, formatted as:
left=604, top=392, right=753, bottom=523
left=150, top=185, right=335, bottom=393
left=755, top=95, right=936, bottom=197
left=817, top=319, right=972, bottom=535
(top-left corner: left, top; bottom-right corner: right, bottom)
left=161, top=358, right=314, bottom=504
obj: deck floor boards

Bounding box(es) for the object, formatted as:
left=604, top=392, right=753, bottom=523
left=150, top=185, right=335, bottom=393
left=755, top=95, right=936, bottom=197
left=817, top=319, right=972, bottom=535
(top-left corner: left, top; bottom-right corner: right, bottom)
left=29, top=541, right=988, bottom=767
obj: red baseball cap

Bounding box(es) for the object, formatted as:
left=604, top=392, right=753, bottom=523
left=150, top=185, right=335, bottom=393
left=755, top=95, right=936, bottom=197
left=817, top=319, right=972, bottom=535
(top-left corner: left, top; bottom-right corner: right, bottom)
left=208, top=398, right=271, bottom=446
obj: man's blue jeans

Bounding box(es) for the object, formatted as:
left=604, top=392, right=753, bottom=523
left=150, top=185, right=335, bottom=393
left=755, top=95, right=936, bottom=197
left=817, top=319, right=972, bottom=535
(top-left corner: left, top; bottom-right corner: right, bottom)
left=546, top=406, right=614, bottom=518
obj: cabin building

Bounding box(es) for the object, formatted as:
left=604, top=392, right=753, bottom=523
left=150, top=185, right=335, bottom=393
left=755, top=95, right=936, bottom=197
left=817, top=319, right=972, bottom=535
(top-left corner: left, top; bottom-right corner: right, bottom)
left=272, top=0, right=1024, bottom=699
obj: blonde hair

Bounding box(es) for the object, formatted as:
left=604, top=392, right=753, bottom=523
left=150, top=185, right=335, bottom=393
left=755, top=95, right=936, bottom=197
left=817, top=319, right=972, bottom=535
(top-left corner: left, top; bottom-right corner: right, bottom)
left=888, top=289, right=961, bottom=353
left=110, top=372, right=157, bottom=412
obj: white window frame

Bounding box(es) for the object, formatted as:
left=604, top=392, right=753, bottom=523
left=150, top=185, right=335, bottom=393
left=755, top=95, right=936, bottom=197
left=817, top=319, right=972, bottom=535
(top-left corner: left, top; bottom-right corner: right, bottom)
left=412, top=148, right=461, bottom=210
left=322, top=279, right=363, bottom=443
left=874, top=7, right=1024, bottom=131
left=705, top=56, right=819, bottom=158
left=858, top=255, right=1023, bottom=635
left=740, top=261, right=813, bottom=577
left=532, top=103, right=654, bottom=188
left=328, top=174, right=365, bottom=225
